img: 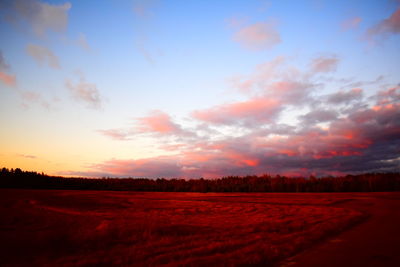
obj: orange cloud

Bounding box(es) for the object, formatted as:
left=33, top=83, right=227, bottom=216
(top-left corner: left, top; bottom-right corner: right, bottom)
left=0, top=71, right=16, bottom=87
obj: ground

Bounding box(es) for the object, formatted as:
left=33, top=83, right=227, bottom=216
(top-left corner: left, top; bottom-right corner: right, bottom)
left=0, top=189, right=399, bottom=266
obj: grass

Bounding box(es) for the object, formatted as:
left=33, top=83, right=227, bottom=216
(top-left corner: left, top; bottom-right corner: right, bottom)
left=0, top=190, right=364, bottom=266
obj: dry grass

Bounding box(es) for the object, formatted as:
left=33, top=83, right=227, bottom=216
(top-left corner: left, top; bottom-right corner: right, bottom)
left=0, top=190, right=363, bottom=266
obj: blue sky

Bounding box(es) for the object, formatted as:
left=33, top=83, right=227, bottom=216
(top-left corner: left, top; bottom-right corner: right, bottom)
left=1, top=0, right=399, bottom=177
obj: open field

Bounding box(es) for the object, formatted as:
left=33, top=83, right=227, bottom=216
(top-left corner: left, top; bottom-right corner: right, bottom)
left=0, top=190, right=399, bottom=266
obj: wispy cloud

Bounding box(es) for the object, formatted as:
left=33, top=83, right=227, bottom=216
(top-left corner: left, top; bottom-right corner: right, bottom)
left=19, top=90, right=51, bottom=109
left=366, top=7, right=400, bottom=41
left=310, top=55, right=339, bottom=73
left=132, top=0, right=160, bottom=64
left=5, top=0, right=71, bottom=37
left=233, top=21, right=281, bottom=51
left=76, top=33, right=91, bottom=51
left=341, top=16, right=362, bottom=30
left=26, top=44, right=60, bottom=69
left=133, top=0, right=159, bottom=18
left=0, top=50, right=16, bottom=87
left=97, top=129, right=132, bottom=141
left=0, top=51, right=10, bottom=71
left=17, top=154, right=37, bottom=159
left=66, top=74, right=103, bottom=109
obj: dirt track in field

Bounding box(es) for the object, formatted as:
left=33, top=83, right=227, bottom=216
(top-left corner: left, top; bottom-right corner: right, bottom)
left=280, top=192, right=400, bottom=267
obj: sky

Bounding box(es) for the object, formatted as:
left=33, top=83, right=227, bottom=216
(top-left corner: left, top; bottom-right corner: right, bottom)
left=0, top=0, right=399, bottom=178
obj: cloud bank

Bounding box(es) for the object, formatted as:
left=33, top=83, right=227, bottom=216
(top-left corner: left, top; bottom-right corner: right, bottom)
left=90, top=57, right=400, bottom=178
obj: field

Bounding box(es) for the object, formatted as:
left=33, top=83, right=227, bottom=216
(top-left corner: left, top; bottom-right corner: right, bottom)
left=1, top=190, right=399, bottom=266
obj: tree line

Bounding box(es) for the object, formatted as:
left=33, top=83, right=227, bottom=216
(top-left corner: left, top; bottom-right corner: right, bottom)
left=1, top=167, right=399, bottom=192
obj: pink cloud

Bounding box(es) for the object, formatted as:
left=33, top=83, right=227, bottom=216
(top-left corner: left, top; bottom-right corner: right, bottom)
left=0, top=71, right=16, bottom=87
left=192, top=80, right=312, bottom=128
left=137, top=110, right=186, bottom=135
left=376, top=86, right=400, bottom=105
left=91, top=157, right=183, bottom=178
left=85, top=86, right=400, bottom=178
left=192, top=97, right=282, bottom=126
left=233, top=22, right=281, bottom=50
left=266, top=81, right=312, bottom=103
left=0, top=50, right=16, bottom=87
left=310, top=56, right=339, bottom=73
left=366, top=8, right=400, bottom=39
left=229, top=56, right=286, bottom=93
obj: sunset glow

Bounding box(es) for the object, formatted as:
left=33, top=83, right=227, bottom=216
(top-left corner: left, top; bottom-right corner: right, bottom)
left=1, top=0, right=399, bottom=178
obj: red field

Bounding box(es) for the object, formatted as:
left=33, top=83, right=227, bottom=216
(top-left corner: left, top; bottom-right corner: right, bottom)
left=1, top=189, right=399, bottom=266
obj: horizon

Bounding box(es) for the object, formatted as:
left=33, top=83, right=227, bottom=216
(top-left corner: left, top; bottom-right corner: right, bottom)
left=1, top=0, right=399, bottom=179
left=2, top=166, right=400, bottom=180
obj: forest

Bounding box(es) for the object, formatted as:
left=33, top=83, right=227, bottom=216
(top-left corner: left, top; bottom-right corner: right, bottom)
left=1, top=167, right=399, bottom=192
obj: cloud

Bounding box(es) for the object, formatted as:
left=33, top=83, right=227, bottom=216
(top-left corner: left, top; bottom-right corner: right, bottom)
left=86, top=85, right=400, bottom=178
left=8, top=0, right=71, bottom=37
left=81, top=54, right=399, bottom=178
left=0, top=50, right=16, bottom=87
left=90, top=157, right=183, bottom=178
left=376, top=86, right=400, bottom=105
left=132, top=0, right=160, bottom=64
left=0, top=51, right=10, bottom=71
left=26, top=44, right=60, bottom=69
left=326, top=88, right=363, bottom=105
left=193, top=97, right=282, bottom=127
left=229, top=56, right=286, bottom=93
left=233, top=21, right=281, bottom=50
left=20, top=90, right=50, bottom=109
left=310, top=55, right=339, bottom=73
left=76, top=33, right=90, bottom=51
left=193, top=79, right=313, bottom=128
left=97, top=110, right=196, bottom=141
left=17, top=154, right=37, bottom=159
left=0, top=71, right=16, bottom=87
left=133, top=0, right=158, bottom=18
left=136, top=110, right=194, bottom=137
left=341, top=16, right=362, bottom=30
left=66, top=74, right=103, bottom=109
left=97, top=129, right=132, bottom=141
left=300, top=109, right=338, bottom=125
left=366, top=7, right=400, bottom=40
